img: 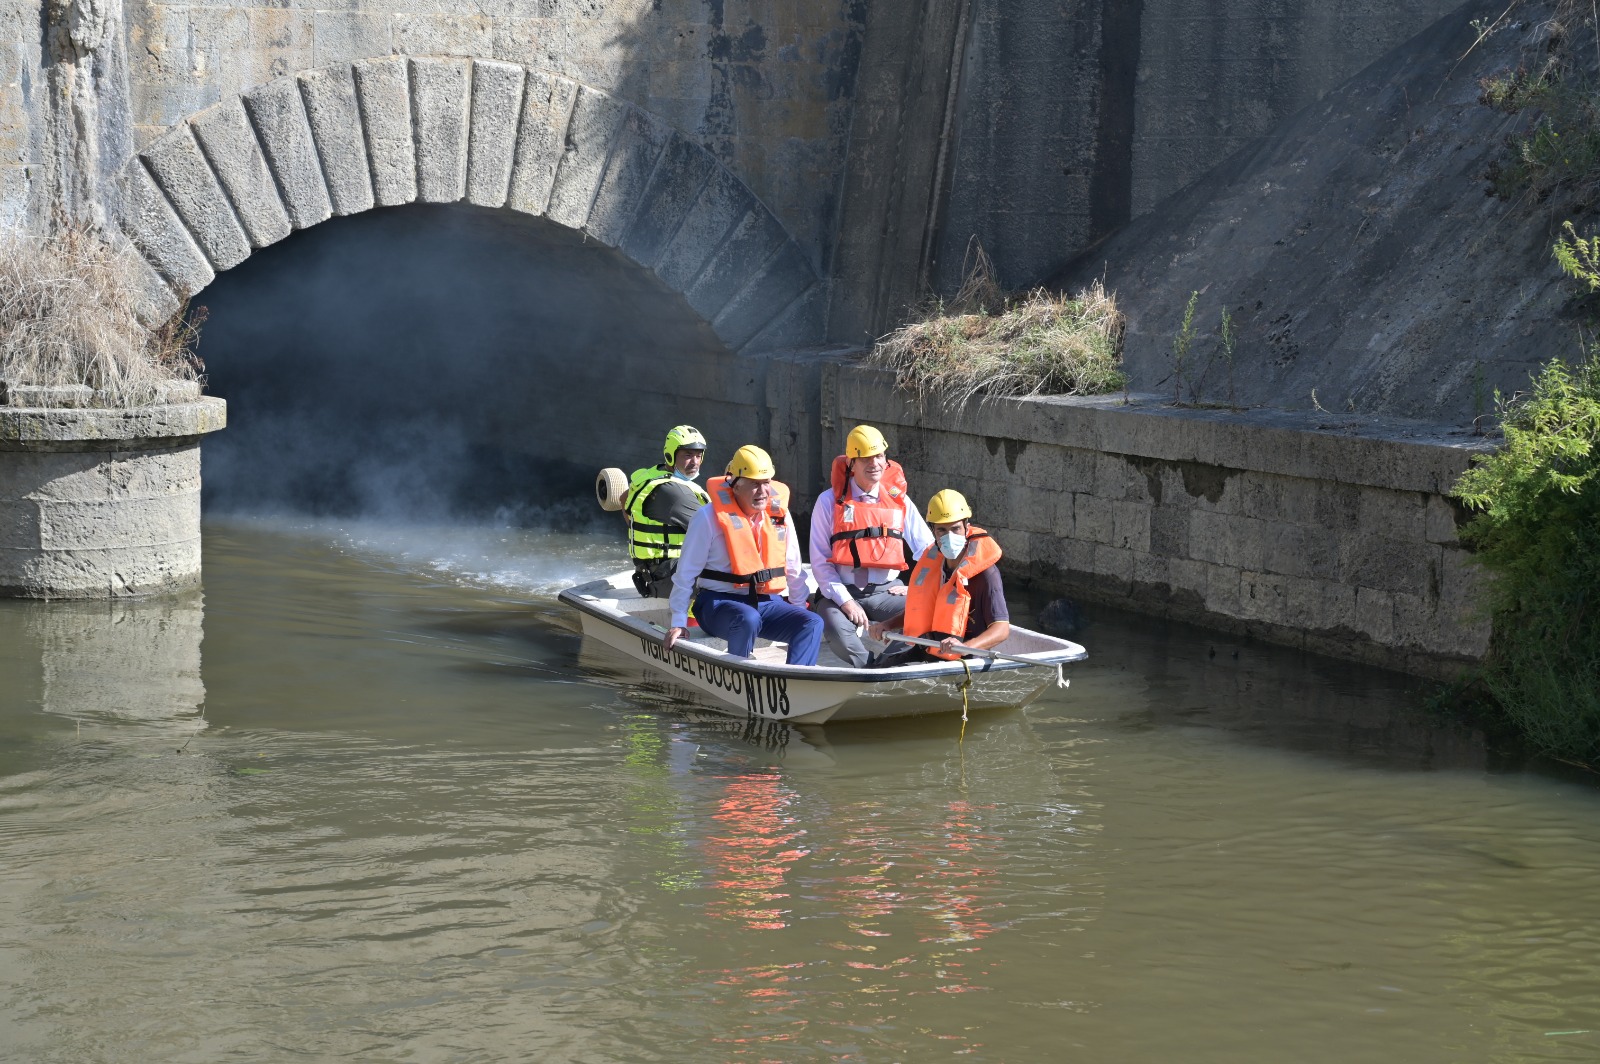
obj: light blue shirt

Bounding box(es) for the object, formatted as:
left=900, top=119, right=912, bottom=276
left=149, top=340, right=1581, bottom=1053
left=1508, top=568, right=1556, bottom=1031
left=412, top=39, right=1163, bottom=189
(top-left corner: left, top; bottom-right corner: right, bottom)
left=809, top=480, right=934, bottom=607
left=669, top=500, right=809, bottom=629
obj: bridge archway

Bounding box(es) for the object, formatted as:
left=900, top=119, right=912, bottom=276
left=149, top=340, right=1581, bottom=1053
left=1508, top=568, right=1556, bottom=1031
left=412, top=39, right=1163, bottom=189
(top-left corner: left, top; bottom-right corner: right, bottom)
left=113, top=56, right=822, bottom=355
left=109, top=58, right=825, bottom=517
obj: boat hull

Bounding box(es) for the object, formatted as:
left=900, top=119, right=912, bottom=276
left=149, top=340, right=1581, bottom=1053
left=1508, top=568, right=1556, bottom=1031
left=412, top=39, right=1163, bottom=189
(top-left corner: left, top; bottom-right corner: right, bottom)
left=560, top=572, right=1086, bottom=726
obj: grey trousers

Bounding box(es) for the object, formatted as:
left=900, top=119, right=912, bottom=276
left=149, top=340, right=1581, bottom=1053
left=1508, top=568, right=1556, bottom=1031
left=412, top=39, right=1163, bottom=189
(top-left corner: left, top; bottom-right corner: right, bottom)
left=816, top=579, right=909, bottom=668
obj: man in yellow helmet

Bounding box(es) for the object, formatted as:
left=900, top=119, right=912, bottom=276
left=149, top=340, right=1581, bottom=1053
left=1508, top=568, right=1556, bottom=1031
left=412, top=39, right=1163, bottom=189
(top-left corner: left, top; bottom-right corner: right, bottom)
left=808, top=424, right=935, bottom=667
left=623, top=425, right=710, bottom=597
left=870, top=488, right=1010, bottom=665
left=665, top=445, right=823, bottom=665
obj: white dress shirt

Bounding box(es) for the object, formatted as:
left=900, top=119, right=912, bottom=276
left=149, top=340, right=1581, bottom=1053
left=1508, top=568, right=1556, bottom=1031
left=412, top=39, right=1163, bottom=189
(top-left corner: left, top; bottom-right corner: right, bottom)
left=669, top=499, right=809, bottom=628
left=809, top=479, right=934, bottom=607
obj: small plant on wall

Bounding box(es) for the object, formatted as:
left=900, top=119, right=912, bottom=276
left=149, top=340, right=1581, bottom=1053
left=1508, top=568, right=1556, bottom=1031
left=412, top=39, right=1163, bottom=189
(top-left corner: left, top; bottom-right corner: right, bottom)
left=1165, top=291, right=1243, bottom=409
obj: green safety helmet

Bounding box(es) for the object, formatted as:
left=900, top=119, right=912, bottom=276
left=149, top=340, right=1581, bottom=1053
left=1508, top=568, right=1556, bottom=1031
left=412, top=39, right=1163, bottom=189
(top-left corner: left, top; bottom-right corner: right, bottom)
left=662, top=424, right=707, bottom=466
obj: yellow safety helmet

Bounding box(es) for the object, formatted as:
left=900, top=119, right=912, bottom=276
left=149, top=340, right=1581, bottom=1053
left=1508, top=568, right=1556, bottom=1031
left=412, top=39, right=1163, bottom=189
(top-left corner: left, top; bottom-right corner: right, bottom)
left=845, top=424, right=889, bottom=459
left=725, top=444, right=776, bottom=480
left=925, top=488, right=972, bottom=525
left=662, top=424, right=706, bottom=466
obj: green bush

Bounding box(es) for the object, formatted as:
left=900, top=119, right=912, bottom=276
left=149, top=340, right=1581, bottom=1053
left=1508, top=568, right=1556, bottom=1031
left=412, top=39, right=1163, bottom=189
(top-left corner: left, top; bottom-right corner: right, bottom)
left=1454, top=354, right=1600, bottom=763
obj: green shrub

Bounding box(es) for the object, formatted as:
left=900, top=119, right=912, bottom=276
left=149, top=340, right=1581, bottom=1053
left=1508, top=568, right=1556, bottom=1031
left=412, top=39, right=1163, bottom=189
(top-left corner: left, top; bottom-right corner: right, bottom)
left=1553, top=218, right=1600, bottom=289
left=1453, top=353, right=1600, bottom=763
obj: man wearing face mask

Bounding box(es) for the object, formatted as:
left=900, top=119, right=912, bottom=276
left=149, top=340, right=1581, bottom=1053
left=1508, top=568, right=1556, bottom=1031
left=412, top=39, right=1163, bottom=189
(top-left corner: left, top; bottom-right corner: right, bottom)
left=809, top=424, right=934, bottom=667
left=664, top=445, right=823, bottom=666
left=624, top=425, right=711, bottom=597
left=870, top=488, right=1010, bottom=663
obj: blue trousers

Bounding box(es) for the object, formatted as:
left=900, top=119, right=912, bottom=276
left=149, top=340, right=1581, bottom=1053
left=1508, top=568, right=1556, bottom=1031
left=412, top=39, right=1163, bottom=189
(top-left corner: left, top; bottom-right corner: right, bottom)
left=693, top=591, right=824, bottom=665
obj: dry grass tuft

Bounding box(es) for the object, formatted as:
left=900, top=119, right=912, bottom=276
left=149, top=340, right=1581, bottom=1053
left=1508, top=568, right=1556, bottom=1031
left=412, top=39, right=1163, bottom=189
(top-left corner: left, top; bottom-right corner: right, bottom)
left=869, top=244, right=1125, bottom=409
left=0, top=225, right=202, bottom=407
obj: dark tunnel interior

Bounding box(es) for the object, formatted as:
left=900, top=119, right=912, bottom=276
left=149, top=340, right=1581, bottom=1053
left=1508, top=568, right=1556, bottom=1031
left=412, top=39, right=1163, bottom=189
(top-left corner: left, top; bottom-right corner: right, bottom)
left=193, top=203, right=737, bottom=525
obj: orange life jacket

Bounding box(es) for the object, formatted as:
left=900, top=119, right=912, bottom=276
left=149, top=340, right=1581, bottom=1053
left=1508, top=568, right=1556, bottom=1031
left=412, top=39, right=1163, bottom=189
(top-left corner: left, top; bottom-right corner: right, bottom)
left=699, top=476, right=793, bottom=599
left=901, top=527, right=1002, bottom=659
left=827, top=456, right=913, bottom=571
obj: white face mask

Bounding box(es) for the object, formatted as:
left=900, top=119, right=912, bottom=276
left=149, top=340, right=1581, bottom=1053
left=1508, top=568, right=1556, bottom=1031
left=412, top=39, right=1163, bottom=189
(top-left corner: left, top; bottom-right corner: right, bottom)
left=937, top=532, right=967, bottom=560
left=672, top=469, right=699, bottom=483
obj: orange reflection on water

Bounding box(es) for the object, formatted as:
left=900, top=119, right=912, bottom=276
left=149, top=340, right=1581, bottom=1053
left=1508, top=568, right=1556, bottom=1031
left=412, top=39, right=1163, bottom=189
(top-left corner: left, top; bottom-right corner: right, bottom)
left=704, top=772, right=807, bottom=930
left=695, top=786, right=1004, bottom=1059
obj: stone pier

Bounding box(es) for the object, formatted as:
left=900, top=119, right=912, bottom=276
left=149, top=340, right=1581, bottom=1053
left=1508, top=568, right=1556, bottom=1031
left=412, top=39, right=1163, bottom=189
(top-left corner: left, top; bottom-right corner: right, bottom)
left=0, top=395, right=226, bottom=598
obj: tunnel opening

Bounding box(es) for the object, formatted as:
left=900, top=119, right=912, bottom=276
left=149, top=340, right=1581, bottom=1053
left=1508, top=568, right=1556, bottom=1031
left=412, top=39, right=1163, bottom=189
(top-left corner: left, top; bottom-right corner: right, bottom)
left=194, top=203, right=747, bottom=526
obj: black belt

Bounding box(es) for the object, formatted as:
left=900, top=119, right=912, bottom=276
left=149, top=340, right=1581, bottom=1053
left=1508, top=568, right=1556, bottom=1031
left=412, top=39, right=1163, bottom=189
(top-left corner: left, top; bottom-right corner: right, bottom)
left=699, top=567, right=784, bottom=604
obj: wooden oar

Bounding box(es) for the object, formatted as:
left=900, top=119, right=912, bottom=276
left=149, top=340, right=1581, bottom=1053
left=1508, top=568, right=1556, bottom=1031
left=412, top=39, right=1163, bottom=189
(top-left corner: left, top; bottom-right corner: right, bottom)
left=883, top=632, right=1069, bottom=687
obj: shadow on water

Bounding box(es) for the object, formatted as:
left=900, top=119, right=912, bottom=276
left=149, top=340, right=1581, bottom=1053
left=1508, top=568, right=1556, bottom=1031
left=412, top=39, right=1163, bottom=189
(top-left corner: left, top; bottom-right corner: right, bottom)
left=1013, top=584, right=1568, bottom=780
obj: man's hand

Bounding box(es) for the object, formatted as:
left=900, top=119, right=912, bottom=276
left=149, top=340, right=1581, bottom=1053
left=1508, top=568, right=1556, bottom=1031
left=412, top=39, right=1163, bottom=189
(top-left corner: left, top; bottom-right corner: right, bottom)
left=938, top=635, right=962, bottom=657
left=868, top=621, right=888, bottom=642
left=887, top=584, right=908, bottom=596
left=840, top=598, right=869, bottom=628
left=664, top=626, right=687, bottom=651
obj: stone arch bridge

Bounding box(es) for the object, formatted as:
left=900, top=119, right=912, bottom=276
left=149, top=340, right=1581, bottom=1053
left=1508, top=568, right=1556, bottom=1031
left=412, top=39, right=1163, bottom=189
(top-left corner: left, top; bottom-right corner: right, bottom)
left=118, top=56, right=821, bottom=357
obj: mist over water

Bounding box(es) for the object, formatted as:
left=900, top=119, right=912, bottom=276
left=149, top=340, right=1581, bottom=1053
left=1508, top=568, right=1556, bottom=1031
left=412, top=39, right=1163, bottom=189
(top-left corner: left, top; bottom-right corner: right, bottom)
left=193, top=203, right=729, bottom=530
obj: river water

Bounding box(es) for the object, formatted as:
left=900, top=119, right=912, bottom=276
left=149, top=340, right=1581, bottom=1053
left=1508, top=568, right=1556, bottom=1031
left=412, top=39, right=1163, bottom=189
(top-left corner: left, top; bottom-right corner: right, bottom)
left=2, top=518, right=1598, bottom=1063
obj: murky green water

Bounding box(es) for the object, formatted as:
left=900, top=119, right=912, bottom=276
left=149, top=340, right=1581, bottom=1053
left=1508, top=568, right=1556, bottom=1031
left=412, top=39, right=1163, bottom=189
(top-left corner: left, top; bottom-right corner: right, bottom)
left=2, top=520, right=1599, bottom=1062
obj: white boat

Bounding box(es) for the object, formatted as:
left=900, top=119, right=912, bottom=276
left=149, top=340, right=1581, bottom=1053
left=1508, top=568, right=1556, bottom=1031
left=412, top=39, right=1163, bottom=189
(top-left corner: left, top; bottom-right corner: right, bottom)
left=558, top=569, right=1087, bottom=725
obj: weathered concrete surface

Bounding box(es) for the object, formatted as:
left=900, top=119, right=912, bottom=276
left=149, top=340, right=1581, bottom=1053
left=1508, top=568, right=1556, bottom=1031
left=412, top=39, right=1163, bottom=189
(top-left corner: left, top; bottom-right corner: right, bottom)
left=0, top=398, right=225, bottom=598
left=828, top=0, right=1463, bottom=342
left=763, top=356, right=1491, bottom=678
left=932, top=0, right=1456, bottom=297
left=243, top=77, right=333, bottom=230
left=1055, top=0, right=1571, bottom=425
left=190, top=99, right=292, bottom=250
left=0, top=396, right=224, bottom=448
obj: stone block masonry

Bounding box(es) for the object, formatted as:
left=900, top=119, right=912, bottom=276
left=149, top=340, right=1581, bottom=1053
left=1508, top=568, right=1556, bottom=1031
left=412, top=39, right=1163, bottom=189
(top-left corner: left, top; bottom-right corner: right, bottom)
left=765, top=357, right=1491, bottom=679
left=0, top=400, right=226, bottom=598
left=111, top=57, right=823, bottom=356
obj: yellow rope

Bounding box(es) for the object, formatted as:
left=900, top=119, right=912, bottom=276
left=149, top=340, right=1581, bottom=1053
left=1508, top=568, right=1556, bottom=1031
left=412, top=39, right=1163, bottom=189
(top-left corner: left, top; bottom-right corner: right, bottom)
left=958, top=657, right=972, bottom=740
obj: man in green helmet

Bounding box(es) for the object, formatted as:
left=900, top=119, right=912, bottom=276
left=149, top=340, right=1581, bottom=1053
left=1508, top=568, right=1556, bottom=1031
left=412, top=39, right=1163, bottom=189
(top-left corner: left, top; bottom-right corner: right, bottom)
left=624, top=425, right=711, bottom=597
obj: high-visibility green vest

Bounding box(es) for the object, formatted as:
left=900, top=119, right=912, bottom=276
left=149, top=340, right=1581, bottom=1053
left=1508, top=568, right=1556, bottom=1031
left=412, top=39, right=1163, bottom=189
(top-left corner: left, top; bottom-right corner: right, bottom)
left=625, top=466, right=710, bottom=563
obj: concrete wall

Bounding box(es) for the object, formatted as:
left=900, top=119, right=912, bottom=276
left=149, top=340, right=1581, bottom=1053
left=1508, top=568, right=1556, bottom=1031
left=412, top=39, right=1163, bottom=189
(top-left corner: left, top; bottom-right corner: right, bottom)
left=1129, top=0, right=1461, bottom=217
left=763, top=356, right=1491, bottom=678
left=926, top=0, right=1462, bottom=302
left=1055, top=0, right=1565, bottom=426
